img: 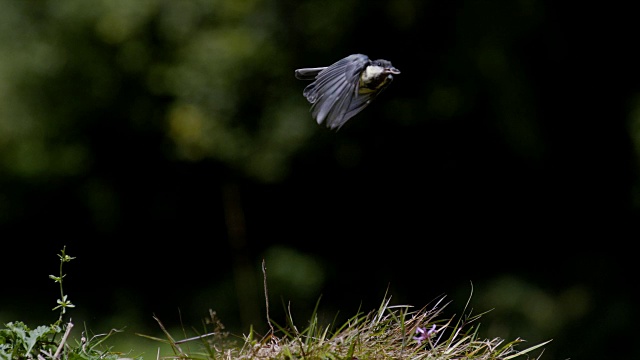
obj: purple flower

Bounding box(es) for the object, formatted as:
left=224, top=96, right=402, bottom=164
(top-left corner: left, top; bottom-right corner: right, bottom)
left=413, top=324, right=436, bottom=345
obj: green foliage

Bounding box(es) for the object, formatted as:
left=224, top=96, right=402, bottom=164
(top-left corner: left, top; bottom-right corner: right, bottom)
left=50, top=246, right=76, bottom=324
left=0, top=322, right=60, bottom=359
left=0, top=247, right=135, bottom=360
left=0, top=0, right=315, bottom=183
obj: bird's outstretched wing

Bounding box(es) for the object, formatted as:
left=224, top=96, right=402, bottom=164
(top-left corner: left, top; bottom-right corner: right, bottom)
left=300, top=54, right=371, bottom=130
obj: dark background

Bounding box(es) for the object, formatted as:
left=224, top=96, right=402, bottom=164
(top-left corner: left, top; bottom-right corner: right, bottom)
left=1, top=1, right=638, bottom=359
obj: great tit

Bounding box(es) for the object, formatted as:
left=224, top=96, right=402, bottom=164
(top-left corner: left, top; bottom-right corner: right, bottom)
left=295, top=54, right=400, bottom=131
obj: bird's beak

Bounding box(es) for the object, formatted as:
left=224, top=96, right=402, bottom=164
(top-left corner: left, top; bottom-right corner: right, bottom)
left=385, top=67, right=401, bottom=75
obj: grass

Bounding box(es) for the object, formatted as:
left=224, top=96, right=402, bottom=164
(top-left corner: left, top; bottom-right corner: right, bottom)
left=0, top=248, right=551, bottom=359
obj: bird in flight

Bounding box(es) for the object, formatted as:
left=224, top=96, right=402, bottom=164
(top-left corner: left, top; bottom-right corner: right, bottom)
left=295, top=54, right=400, bottom=131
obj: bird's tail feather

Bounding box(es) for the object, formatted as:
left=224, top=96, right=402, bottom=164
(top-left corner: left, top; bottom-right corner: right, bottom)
left=294, top=67, right=327, bottom=80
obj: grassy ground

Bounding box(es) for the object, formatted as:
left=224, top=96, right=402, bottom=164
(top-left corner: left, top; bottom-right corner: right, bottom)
left=0, top=248, right=551, bottom=359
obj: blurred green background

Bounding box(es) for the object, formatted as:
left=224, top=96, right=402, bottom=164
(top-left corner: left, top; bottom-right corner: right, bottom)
left=1, top=0, right=638, bottom=359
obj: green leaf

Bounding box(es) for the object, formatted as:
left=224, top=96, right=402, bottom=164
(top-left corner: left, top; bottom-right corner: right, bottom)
left=24, top=325, right=55, bottom=355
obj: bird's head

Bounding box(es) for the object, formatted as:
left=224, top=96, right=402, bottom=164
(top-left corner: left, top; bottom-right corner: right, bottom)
left=360, top=59, right=401, bottom=91
left=372, top=59, right=401, bottom=75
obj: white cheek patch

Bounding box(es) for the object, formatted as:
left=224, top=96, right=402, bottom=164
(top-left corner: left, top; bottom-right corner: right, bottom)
left=363, top=66, right=385, bottom=81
